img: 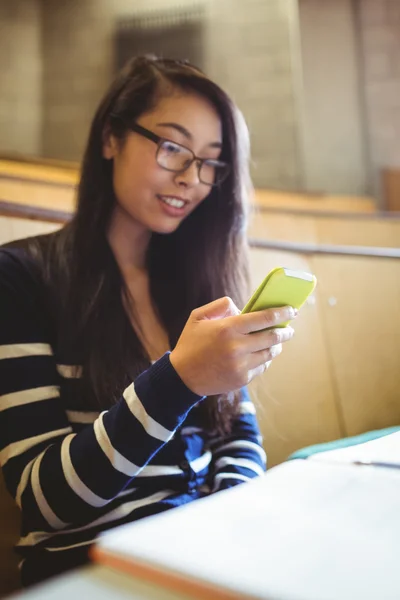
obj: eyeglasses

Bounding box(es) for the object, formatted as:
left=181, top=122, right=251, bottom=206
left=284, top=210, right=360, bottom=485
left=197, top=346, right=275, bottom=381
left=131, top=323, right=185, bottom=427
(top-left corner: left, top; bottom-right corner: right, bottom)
left=129, top=123, right=230, bottom=187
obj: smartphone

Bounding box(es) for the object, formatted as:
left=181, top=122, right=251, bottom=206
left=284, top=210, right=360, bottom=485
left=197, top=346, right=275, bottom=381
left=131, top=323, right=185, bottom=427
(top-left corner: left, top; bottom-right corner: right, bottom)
left=241, top=267, right=317, bottom=327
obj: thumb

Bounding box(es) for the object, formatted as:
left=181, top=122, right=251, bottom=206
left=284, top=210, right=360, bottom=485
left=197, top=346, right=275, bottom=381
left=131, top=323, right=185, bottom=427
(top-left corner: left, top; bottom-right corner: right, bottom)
left=194, top=296, right=240, bottom=321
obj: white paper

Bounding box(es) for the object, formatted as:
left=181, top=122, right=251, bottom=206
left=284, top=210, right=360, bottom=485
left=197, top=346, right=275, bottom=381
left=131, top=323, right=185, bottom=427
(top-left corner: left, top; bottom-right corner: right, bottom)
left=97, top=459, right=400, bottom=600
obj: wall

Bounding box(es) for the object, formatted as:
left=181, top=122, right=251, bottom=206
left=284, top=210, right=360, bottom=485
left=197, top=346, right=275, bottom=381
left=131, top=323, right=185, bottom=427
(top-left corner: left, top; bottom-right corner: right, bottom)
left=357, top=0, right=400, bottom=199
left=41, top=0, right=303, bottom=190
left=206, top=0, right=303, bottom=190
left=3, top=0, right=400, bottom=198
left=297, top=0, right=369, bottom=195
left=0, top=0, right=42, bottom=156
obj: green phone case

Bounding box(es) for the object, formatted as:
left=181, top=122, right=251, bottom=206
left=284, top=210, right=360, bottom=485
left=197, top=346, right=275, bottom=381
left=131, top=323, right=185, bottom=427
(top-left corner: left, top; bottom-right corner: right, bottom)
left=241, top=267, right=317, bottom=327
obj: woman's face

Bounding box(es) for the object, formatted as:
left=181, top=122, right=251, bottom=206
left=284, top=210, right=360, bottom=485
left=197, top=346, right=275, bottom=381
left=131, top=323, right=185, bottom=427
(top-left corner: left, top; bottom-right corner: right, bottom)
left=103, top=89, right=223, bottom=235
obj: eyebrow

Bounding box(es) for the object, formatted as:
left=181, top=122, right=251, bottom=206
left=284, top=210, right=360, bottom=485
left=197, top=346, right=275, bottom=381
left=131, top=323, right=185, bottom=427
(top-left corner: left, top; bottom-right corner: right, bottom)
left=156, top=122, right=222, bottom=149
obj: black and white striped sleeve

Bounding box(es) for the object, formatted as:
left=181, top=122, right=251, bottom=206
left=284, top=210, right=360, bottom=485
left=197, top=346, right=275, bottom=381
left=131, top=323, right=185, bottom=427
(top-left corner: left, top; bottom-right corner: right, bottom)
left=208, top=388, right=267, bottom=492
left=0, top=251, right=202, bottom=533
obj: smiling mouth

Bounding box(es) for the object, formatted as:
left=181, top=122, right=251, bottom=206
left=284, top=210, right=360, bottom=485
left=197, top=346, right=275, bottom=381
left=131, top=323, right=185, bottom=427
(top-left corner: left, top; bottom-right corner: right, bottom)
left=157, top=195, right=188, bottom=209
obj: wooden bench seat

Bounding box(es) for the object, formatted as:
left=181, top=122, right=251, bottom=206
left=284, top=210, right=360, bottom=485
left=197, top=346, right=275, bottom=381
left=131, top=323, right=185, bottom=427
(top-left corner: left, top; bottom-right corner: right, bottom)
left=248, top=208, right=400, bottom=248
left=253, top=188, right=377, bottom=213
left=0, top=157, right=380, bottom=217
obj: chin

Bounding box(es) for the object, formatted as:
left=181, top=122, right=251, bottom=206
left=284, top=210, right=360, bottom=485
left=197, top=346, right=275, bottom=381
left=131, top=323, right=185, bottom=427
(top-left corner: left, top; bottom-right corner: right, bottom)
left=149, top=217, right=184, bottom=235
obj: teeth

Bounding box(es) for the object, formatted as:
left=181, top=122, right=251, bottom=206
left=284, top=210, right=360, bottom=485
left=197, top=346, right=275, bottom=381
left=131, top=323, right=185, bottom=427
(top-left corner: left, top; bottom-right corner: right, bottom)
left=160, top=196, right=185, bottom=209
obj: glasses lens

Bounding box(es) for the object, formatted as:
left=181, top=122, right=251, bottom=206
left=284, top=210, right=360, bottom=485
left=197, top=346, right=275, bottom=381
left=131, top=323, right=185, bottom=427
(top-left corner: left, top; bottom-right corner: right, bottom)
left=200, top=160, right=229, bottom=186
left=157, top=140, right=229, bottom=186
left=157, top=141, right=193, bottom=171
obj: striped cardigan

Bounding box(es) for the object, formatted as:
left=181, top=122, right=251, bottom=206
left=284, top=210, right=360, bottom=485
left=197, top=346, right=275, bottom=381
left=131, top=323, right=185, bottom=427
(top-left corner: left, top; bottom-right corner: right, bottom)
left=0, top=246, right=266, bottom=586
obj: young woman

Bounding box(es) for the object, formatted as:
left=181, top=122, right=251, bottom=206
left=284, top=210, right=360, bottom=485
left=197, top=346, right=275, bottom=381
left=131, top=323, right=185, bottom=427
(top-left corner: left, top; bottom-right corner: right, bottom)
left=0, top=56, right=295, bottom=586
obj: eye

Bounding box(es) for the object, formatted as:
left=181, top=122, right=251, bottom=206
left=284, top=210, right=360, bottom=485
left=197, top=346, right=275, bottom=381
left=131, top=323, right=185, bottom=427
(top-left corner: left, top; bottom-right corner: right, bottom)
left=203, top=159, right=224, bottom=168
left=161, top=141, right=184, bottom=155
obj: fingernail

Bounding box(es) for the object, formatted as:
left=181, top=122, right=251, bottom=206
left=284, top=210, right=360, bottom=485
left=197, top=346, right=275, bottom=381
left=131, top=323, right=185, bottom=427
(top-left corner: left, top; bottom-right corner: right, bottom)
left=270, top=346, right=278, bottom=358
left=291, top=307, right=299, bottom=318
left=270, top=343, right=282, bottom=358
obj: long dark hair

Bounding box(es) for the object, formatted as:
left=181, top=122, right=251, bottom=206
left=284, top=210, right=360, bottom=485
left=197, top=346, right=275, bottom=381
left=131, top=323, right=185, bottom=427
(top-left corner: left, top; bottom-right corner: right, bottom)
left=44, top=56, right=251, bottom=433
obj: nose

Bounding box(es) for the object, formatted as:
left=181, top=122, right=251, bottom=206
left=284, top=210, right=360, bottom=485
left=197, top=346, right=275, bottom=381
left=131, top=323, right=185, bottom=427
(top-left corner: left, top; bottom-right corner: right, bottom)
left=174, top=160, right=201, bottom=188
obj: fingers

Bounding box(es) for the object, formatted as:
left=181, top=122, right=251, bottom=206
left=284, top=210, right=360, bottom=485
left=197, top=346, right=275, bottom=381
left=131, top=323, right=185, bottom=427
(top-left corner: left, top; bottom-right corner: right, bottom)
left=245, top=326, right=294, bottom=354
left=246, top=344, right=283, bottom=375
left=247, top=364, right=267, bottom=383
left=193, top=296, right=240, bottom=321
left=232, top=305, right=298, bottom=334
left=255, top=343, right=283, bottom=366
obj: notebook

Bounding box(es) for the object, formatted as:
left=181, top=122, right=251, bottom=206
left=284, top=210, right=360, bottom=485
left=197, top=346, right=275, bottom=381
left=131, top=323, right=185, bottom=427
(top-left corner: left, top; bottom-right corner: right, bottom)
left=308, top=430, right=400, bottom=468
left=93, top=451, right=400, bottom=600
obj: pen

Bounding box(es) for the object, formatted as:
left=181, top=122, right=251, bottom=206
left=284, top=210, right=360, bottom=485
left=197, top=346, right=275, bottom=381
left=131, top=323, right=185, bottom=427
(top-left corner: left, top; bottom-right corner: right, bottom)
left=353, top=460, right=400, bottom=470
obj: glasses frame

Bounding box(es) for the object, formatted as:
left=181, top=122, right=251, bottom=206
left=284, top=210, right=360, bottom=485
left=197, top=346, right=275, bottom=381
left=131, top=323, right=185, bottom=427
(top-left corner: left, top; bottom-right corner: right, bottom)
left=129, top=123, right=230, bottom=187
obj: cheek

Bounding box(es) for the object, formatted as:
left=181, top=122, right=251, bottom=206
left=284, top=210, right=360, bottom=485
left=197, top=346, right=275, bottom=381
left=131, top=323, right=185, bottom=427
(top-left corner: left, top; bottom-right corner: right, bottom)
left=113, top=151, right=158, bottom=199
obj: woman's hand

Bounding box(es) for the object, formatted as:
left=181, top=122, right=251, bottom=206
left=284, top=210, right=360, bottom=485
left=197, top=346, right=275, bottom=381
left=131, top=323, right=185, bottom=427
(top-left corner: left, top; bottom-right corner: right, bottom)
left=169, top=296, right=296, bottom=396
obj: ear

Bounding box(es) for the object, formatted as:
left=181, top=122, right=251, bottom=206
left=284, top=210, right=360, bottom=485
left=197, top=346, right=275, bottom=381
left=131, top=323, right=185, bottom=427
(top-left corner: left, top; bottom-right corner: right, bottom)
left=102, top=126, right=119, bottom=160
